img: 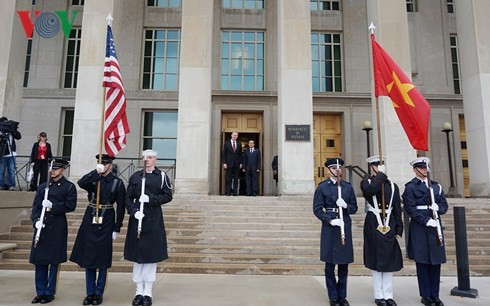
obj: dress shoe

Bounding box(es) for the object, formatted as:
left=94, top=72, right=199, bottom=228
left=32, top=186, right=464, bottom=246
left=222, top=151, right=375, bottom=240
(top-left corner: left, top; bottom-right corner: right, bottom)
left=142, top=296, right=153, bottom=306
left=246, top=193, right=251, bottom=196
left=225, top=193, right=231, bottom=196
left=92, top=295, right=103, bottom=305
left=421, top=297, right=435, bottom=306
left=233, top=193, right=238, bottom=196
left=252, top=193, right=257, bottom=196
left=40, top=295, right=55, bottom=304
left=338, top=298, right=350, bottom=306
left=31, top=295, right=44, bottom=304
left=132, top=295, right=143, bottom=306
left=385, top=298, right=397, bottom=306
left=431, top=297, right=444, bottom=306
left=329, top=299, right=340, bottom=306
left=83, top=295, right=94, bottom=305
left=375, top=298, right=387, bottom=306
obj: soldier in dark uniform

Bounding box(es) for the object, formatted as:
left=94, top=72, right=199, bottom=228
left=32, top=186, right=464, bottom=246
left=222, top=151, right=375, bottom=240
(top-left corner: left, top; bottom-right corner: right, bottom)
left=70, top=154, right=126, bottom=305
left=360, top=156, right=403, bottom=306
left=402, top=157, right=448, bottom=306
left=313, top=158, right=358, bottom=306
left=29, top=158, right=77, bottom=304
left=124, top=149, right=173, bottom=306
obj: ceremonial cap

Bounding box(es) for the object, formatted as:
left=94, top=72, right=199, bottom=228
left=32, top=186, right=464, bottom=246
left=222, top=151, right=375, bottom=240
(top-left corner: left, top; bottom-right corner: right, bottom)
left=366, top=155, right=383, bottom=165
left=96, top=154, right=115, bottom=164
left=51, top=158, right=69, bottom=170
left=410, top=157, right=430, bottom=168
left=142, top=149, right=158, bottom=158
left=325, top=158, right=344, bottom=168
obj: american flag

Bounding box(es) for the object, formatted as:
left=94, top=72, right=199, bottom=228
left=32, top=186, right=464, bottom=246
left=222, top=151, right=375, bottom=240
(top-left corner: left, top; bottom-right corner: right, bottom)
left=103, top=25, right=130, bottom=156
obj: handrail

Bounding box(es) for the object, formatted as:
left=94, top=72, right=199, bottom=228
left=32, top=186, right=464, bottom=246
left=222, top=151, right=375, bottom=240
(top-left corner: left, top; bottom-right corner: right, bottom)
left=344, top=165, right=368, bottom=186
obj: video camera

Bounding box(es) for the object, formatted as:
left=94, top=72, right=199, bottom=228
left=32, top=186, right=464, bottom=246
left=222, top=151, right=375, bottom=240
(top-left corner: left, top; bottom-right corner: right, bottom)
left=0, top=119, right=19, bottom=137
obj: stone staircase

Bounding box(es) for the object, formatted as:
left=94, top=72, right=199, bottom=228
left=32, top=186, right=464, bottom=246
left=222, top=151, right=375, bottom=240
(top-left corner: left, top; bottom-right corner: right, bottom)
left=0, top=195, right=489, bottom=276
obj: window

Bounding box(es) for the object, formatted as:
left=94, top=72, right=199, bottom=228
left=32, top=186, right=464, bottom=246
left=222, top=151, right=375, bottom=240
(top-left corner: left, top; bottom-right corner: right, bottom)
left=222, top=0, right=264, bottom=9
left=71, top=0, right=84, bottom=5
left=143, top=111, right=178, bottom=160
left=450, top=35, right=461, bottom=94
left=60, top=109, right=74, bottom=157
left=311, top=33, right=342, bottom=92
left=221, top=31, right=265, bottom=91
left=406, top=0, right=417, bottom=12
left=447, top=0, right=454, bottom=14
left=142, top=29, right=181, bottom=90
left=147, top=0, right=181, bottom=7
left=23, top=39, right=32, bottom=88
left=310, top=0, right=340, bottom=11
left=63, top=28, right=82, bottom=88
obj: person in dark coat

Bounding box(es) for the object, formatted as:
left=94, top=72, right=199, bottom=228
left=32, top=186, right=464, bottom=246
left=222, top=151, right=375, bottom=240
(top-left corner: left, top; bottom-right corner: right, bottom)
left=29, top=159, right=77, bottom=304
left=402, top=157, right=448, bottom=306
left=242, top=139, right=261, bottom=196
left=222, top=131, right=242, bottom=196
left=124, top=149, right=173, bottom=306
left=272, top=155, right=278, bottom=195
left=29, top=131, right=53, bottom=191
left=70, top=154, right=126, bottom=305
left=360, top=156, right=403, bottom=306
left=313, top=158, right=358, bottom=306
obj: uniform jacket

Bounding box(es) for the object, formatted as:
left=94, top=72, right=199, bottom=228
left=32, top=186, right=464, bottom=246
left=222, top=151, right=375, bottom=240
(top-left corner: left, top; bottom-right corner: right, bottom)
left=124, top=168, right=173, bottom=263
left=313, top=178, right=358, bottom=264
left=243, top=147, right=261, bottom=172
left=222, top=139, right=242, bottom=168
left=70, top=170, right=126, bottom=269
left=29, top=176, right=77, bottom=265
left=402, top=177, right=448, bottom=265
left=360, top=172, right=403, bottom=272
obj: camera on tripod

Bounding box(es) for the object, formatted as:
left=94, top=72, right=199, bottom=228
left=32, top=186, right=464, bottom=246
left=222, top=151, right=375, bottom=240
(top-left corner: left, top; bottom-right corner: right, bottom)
left=0, top=118, right=19, bottom=153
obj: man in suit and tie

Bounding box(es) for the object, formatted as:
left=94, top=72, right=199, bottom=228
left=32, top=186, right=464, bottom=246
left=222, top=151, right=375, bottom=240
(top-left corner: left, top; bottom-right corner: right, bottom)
left=222, top=131, right=242, bottom=196
left=243, top=140, right=261, bottom=196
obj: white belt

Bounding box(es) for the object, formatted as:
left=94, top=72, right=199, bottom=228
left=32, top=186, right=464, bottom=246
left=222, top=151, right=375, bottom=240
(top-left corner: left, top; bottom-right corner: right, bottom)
left=416, top=205, right=429, bottom=210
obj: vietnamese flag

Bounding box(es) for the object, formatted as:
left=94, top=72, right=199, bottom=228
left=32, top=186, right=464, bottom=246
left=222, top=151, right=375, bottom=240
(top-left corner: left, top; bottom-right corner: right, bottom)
left=371, top=34, right=430, bottom=151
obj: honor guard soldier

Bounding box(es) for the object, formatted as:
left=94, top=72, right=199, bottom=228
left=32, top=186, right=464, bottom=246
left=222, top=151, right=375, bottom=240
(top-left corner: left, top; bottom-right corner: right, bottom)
left=124, top=150, right=173, bottom=306
left=360, top=156, right=403, bottom=306
left=313, top=158, right=358, bottom=306
left=402, top=157, right=448, bottom=306
left=29, top=158, right=77, bottom=304
left=70, top=154, right=126, bottom=305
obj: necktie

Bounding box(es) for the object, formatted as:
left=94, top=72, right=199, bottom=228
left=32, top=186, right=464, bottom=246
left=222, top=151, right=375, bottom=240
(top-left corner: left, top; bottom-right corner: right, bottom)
left=250, top=148, right=252, bottom=154
left=232, top=141, right=236, bottom=152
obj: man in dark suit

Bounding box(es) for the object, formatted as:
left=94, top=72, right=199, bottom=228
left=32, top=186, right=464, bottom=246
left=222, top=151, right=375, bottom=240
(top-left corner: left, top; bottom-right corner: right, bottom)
left=243, top=140, right=261, bottom=196
left=222, top=131, right=242, bottom=196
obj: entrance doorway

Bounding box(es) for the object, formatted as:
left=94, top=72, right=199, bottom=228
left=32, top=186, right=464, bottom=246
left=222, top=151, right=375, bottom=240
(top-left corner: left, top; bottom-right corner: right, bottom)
left=313, top=114, right=342, bottom=186
left=221, top=113, right=263, bottom=195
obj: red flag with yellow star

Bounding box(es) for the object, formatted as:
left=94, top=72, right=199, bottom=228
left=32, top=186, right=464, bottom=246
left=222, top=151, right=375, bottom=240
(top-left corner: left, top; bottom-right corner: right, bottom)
left=371, top=34, right=430, bottom=151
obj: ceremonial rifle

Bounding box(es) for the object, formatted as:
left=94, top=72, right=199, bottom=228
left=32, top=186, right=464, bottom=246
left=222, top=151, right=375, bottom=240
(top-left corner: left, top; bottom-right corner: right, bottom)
left=137, top=158, right=147, bottom=239
left=34, top=160, right=53, bottom=248
left=426, top=164, right=444, bottom=246
left=337, top=159, right=346, bottom=245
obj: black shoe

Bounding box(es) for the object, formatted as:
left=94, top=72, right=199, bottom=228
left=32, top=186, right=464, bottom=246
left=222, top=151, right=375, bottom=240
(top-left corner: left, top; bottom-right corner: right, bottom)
left=225, top=192, right=231, bottom=196
left=329, top=300, right=340, bottom=306
left=31, top=295, right=44, bottom=304
left=421, top=297, right=435, bottom=306
left=142, top=296, right=152, bottom=306
left=252, top=193, right=257, bottom=196
left=40, top=295, right=55, bottom=304
left=246, top=193, right=251, bottom=196
left=375, top=299, right=387, bottom=306
left=339, top=298, right=350, bottom=306
left=92, top=295, right=103, bottom=305
left=385, top=299, right=397, bottom=306
left=83, top=295, right=94, bottom=305
left=232, top=193, right=238, bottom=196
left=431, top=297, right=444, bottom=306
left=132, top=295, right=143, bottom=306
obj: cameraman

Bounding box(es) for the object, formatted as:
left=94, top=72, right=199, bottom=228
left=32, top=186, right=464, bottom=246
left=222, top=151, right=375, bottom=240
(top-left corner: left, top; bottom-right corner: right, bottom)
left=0, top=117, right=22, bottom=191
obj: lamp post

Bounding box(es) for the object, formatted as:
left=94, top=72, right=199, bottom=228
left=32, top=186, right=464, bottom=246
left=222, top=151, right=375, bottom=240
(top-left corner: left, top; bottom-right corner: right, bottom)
left=442, top=122, right=460, bottom=197
left=362, top=121, right=373, bottom=175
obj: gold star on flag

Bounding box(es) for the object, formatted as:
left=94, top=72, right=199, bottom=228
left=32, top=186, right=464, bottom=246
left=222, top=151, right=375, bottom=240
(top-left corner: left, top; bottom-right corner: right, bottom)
left=386, top=71, right=415, bottom=108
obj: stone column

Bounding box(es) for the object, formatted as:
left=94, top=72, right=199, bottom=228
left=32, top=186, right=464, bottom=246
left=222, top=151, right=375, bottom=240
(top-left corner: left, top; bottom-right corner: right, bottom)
left=277, top=0, right=315, bottom=195
left=0, top=0, right=29, bottom=119
left=174, top=0, right=214, bottom=194
left=455, top=0, right=490, bottom=197
left=70, top=0, right=122, bottom=179
left=366, top=0, right=417, bottom=188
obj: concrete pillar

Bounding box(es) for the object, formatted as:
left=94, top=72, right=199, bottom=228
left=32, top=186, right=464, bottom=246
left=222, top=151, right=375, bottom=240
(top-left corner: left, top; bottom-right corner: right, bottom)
left=0, top=0, right=30, bottom=120
left=366, top=0, right=417, bottom=188
left=455, top=0, right=490, bottom=197
left=174, top=0, right=214, bottom=194
left=277, top=0, right=315, bottom=195
left=70, top=0, right=122, bottom=179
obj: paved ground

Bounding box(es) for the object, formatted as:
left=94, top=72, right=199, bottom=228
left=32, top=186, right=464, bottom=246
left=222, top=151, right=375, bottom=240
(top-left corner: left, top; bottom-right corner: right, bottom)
left=0, top=270, right=487, bottom=306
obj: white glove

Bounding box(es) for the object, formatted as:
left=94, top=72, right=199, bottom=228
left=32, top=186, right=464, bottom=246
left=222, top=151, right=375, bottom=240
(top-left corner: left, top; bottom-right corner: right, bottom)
left=330, top=219, right=344, bottom=227
left=139, top=194, right=149, bottom=203
left=112, top=232, right=118, bottom=240
left=42, top=200, right=52, bottom=209
left=426, top=219, right=438, bottom=227
left=35, top=221, right=44, bottom=229
left=430, top=203, right=439, bottom=211
left=134, top=211, right=145, bottom=221
left=377, top=165, right=386, bottom=173
left=336, top=198, right=347, bottom=209
left=96, top=164, right=105, bottom=173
